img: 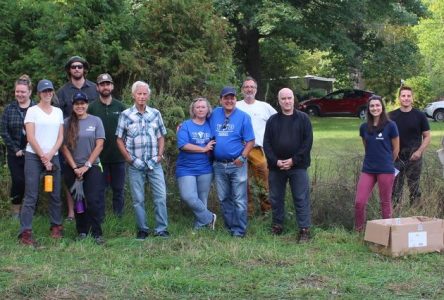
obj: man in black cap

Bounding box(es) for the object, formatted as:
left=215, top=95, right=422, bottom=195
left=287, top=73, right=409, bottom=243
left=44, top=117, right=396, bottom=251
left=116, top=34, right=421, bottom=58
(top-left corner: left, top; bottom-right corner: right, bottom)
left=56, top=56, right=99, bottom=220
left=87, top=73, right=126, bottom=217
left=56, top=56, right=99, bottom=118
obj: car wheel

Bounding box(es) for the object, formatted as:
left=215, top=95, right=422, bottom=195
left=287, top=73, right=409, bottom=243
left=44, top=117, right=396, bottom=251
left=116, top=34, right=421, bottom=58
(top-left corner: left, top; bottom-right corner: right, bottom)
left=358, top=107, right=367, bottom=120
left=433, top=109, right=444, bottom=122
left=306, top=107, right=319, bottom=116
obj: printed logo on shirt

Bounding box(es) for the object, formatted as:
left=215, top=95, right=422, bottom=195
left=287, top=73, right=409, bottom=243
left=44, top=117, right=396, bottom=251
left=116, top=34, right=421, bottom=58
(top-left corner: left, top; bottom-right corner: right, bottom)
left=192, top=131, right=211, bottom=145
left=376, top=132, right=384, bottom=140
left=86, top=126, right=96, bottom=132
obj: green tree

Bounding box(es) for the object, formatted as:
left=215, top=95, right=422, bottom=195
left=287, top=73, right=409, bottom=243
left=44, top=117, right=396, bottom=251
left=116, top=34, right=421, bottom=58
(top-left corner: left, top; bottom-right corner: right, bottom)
left=414, top=0, right=444, bottom=99
left=214, top=0, right=426, bottom=98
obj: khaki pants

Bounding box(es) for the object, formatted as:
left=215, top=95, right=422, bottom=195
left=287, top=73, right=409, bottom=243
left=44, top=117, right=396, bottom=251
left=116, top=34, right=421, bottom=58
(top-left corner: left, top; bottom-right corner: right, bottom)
left=247, top=147, right=272, bottom=215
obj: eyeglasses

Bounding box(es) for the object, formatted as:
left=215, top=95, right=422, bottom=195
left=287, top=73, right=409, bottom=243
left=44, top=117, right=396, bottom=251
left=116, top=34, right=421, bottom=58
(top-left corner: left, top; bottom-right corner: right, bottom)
left=70, top=64, right=84, bottom=70
left=41, top=89, right=53, bottom=93
left=98, top=81, right=112, bottom=86
left=221, top=117, right=229, bottom=130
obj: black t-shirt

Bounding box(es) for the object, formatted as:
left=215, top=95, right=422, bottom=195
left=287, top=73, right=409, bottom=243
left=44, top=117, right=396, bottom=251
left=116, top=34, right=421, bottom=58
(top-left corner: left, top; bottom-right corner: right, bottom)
left=389, top=108, right=430, bottom=156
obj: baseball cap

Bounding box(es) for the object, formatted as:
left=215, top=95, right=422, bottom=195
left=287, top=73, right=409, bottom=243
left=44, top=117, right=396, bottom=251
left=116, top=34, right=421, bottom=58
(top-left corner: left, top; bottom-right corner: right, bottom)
left=72, top=92, right=89, bottom=104
left=97, top=73, right=114, bottom=84
left=37, top=79, right=54, bottom=92
left=220, top=86, right=236, bottom=98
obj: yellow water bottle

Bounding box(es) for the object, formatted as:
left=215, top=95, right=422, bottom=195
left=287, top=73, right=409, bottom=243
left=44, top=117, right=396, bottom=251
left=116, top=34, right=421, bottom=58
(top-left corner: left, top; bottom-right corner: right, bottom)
left=44, top=171, right=53, bottom=192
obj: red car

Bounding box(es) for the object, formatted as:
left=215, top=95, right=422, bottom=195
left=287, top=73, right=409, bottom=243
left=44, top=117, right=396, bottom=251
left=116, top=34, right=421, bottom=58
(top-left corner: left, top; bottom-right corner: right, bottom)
left=298, top=89, right=376, bottom=119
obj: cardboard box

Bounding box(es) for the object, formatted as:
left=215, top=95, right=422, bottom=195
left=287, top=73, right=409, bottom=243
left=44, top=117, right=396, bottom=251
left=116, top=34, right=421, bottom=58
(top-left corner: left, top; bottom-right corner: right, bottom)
left=364, top=216, right=444, bottom=257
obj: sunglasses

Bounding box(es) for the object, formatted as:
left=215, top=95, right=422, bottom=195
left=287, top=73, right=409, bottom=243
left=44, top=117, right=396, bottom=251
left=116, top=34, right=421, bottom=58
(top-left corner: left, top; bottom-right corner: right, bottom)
left=41, top=89, right=53, bottom=93
left=221, top=117, right=229, bottom=130
left=70, top=65, right=84, bottom=70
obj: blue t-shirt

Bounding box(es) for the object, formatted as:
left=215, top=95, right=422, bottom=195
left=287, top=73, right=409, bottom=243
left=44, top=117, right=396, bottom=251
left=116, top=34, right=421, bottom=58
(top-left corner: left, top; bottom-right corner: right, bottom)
left=209, top=107, right=255, bottom=160
left=175, top=119, right=213, bottom=177
left=360, top=121, right=399, bottom=174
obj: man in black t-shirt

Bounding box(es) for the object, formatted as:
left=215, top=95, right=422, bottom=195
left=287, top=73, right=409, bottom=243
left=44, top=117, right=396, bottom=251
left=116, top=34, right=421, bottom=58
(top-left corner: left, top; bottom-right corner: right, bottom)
left=389, top=86, right=431, bottom=205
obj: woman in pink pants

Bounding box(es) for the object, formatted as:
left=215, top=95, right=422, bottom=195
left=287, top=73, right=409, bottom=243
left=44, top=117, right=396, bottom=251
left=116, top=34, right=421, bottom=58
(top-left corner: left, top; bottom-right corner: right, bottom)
left=354, top=96, right=399, bottom=231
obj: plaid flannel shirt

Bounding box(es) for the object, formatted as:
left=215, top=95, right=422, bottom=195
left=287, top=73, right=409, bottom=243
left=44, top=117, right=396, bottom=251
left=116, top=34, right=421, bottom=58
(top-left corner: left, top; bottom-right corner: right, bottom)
left=0, top=100, right=35, bottom=154
left=115, top=105, right=167, bottom=169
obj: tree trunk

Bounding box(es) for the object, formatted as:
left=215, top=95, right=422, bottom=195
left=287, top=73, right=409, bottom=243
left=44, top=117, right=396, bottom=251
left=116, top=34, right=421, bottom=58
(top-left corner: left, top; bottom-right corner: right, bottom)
left=240, top=27, right=264, bottom=99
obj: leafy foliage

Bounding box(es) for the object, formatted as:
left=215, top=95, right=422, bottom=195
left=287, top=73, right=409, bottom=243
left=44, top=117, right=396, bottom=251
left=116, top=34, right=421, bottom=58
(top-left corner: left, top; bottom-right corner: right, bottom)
left=413, top=0, right=444, bottom=100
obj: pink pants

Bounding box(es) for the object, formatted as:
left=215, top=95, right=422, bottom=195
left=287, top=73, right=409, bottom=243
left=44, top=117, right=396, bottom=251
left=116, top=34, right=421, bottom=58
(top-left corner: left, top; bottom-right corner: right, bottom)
left=354, top=172, right=395, bottom=231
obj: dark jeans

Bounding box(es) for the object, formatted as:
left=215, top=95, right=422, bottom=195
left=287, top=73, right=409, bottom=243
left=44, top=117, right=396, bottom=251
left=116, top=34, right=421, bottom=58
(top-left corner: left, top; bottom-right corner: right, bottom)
left=7, top=154, right=25, bottom=204
left=393, top=157, right=422, bottom=204
left=64, top=165, right=105, bottom=237
left=103, top=162, right=126, bottom=216
left=20, top=152, right=62, bottom=233
left=269, top=168, right=311, bottom=229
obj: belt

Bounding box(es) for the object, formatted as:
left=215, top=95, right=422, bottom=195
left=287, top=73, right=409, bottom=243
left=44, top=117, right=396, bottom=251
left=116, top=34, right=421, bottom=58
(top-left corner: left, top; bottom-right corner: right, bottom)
left=215, top=158, right=236, bottom=163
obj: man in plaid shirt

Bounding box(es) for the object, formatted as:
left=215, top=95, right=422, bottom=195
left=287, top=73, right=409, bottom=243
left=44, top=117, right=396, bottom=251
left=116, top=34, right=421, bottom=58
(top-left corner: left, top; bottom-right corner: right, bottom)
left=116, top=81, right=169, bottom=240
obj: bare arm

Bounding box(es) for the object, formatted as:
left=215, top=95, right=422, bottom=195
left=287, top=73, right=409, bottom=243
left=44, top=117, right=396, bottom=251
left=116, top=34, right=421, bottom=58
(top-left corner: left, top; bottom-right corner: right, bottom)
left=234, top=139, right=255, bottom=167
left=156, top=136, right=165, bottom=162
left=411, top=130, right=431, bottom=160
left=392, top=136, right=400, bottom=161
left=75, top=139, right=104, bottom=178
left=181, top=140, right=215, bottom=153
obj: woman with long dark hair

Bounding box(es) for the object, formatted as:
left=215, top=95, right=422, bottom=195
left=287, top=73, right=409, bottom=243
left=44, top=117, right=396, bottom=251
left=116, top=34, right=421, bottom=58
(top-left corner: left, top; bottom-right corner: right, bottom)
left=19, top=79, right=64, bottom=246
left=354, top=96, right=399, bottom=231
left=61, top=92, right=106, bottom=244
left=1, top=75, right=35, bottom=218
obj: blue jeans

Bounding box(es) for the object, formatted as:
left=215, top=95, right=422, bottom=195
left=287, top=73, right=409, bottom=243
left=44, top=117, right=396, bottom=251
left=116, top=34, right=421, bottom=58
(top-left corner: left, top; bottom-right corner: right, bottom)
left=213, top=161, right=248, bottom=236
left=269, top=168, right=311, bottom=229
left=177, top=173, right=213, bottom=228
left=103, top=162, right=126, bottom=216
left=127, top=163, right=168, bottom=233
left=20, top=152, right=62, bottom=233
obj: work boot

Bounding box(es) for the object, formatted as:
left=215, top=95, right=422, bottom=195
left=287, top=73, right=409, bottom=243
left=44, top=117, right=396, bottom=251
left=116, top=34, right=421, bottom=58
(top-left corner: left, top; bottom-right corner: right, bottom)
left=19, top=229, right=37, bottom=247
left=50, top=225, right=64, bottom=239
left=298, top=228, right=311, bottom=243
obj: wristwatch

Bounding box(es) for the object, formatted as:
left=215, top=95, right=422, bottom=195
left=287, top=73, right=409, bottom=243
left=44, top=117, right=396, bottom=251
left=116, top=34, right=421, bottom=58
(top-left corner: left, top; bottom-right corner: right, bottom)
left=84, top=161, right=92, bottom=168
left=238, top=155, right=247, bottom=163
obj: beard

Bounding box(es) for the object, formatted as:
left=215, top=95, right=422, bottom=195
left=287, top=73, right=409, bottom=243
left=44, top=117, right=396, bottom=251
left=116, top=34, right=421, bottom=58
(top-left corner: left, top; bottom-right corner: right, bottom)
left=70, top=72, right=84, bottom=81
left=99, top=90, right=111, bottom=97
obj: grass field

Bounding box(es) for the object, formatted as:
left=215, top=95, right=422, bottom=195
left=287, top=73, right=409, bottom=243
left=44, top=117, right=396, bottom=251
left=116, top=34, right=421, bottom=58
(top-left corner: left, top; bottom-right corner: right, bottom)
left=1, top=117, right=443, bottom=299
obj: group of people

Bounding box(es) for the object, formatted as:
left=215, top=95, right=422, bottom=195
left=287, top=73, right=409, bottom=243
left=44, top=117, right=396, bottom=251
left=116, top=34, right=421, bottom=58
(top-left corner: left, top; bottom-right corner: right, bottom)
left=0, top=55, right=431, bottom=246
left=354, top=86, right=430, bottom=231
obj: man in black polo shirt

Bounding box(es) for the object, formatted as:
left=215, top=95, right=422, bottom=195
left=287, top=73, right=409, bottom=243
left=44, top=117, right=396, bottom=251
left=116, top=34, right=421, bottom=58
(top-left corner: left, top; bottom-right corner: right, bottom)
left=389, top=86, right=431, bottom=205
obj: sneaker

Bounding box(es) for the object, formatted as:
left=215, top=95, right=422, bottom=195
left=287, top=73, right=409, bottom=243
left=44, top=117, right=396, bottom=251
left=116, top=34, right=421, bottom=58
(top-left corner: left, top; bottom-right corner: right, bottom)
left=154, top=230, right=170, bottom=238
left=208, top=213, right=217, bottom=230
left=77, top=233, right=88, bottom=241
left=19, top=229, right=37, bottom=246
left=136, top=230, right=149, bottom=241
left=231, top=232, right=245, bottom=238
left=271, top=224, right=283, bottom=235
left=94, top=236, right=105, bottom=245
left=50, top=225, right=63, bottom=239
left=298, top=228, right=311, bottom=243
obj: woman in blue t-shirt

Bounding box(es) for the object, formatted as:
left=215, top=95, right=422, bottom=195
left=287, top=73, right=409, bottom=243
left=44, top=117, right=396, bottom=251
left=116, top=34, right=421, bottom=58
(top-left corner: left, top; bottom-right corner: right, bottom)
left=354, top=96, right=399, bottom=231
left=176, top=97, right=217, bottom=230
